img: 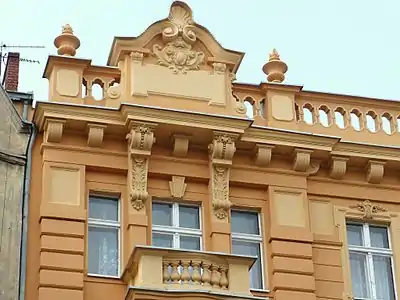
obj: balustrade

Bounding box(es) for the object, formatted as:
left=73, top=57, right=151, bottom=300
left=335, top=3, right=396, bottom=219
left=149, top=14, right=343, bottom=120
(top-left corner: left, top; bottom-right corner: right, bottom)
left=123, top=246, right=256, bottom=297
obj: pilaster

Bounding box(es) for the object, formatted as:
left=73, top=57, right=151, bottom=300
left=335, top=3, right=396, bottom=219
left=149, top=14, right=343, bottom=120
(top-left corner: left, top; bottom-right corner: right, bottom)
left=38, top=161, right=86, bottom=300
left=126, top=122, right=157, bottom=248
left=268, top=185, right=316, bottom=300
left=208, top=131, right=238, bottom=253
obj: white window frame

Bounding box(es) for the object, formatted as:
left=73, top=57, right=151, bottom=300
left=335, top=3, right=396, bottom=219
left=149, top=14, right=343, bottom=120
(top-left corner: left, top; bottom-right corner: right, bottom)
left=347, top=222, right=397, bottom=300
left=152, top=201, right=202, bottom=250
left=87, top=194, right=121, bottom=278
left=231, top=209, right=265, bottom=291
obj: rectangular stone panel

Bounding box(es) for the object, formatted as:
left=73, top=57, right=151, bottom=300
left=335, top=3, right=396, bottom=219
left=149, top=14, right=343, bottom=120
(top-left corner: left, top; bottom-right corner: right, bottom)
left=272, top=188, right=306, bottom=227
left=46, top=165, right=82, bottom=205
left=310, top=201, right=334, bottom=235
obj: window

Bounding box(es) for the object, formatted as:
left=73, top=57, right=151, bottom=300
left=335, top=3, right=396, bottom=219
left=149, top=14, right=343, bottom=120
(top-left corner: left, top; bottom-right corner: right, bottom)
left=346, top=222, right=396, bottom=300
left=231, top=210, right=264, bottom=290
left=88, top=195, right=120, bottom=277
left=152, top=202, right=202, bottom=250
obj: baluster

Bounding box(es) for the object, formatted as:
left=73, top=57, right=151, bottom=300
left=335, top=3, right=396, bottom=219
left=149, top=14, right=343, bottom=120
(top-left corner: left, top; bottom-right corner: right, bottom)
left=201, top=263, right=211, bottom=287
left=163, top=261, right=170, bottom=284
left=219, top=267, right=228, bottom=290
left=191, top=261, right=202, bottom=285
left=210, top=265, right=221, bottom=288
left=170, top=261, right=181, bottom=284
left=181, top=261, right=190, bottom=285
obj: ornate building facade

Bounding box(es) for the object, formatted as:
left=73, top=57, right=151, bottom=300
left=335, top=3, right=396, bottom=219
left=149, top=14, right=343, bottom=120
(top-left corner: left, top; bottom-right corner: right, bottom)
left=25, top=2, right=400, bottom=300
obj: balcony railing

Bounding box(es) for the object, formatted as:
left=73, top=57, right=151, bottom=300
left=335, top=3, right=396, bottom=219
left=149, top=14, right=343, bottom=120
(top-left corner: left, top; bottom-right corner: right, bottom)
left=122, top=246, right=258, bottom=298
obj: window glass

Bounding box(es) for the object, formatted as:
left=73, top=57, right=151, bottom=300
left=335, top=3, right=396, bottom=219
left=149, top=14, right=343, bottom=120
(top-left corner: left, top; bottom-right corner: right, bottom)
left=180, top=235, right=201, bottom=250
left=152, top=203, right=172, bottom=226
left=89, top=196, right=118, bottom=221
left=231, top=211, right=259, bottom=235
left=346, top=224, right=363, bottom=246
left=151, top=202, right=201, bottom=250
left=88, top=226, right=118, bottom=276
left=152, top=232, right=173, bottom=248
left=232, top=240, right=262, bottom=289
left=373, top=255, right=395, bottom=300
left=179, top=205, right=200, bottom=229
left=349, top=252, right=369, bottom=299
left=370, top=226, right=389, bottom=249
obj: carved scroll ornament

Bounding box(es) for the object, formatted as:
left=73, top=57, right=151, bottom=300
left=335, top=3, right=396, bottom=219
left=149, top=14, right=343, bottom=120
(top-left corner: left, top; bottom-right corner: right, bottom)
left=130, top=157, right=149, bottom=211
left=209, top=132, right=237, bottom=163
left=349, top=200, right=387, bottom=220
left=209, top=132, right=238, bottom=220
left=126, top=123, right=156, bottom=211
left=211, top=166, right=231, bottom=220
left=153, top=2, right=204, bottom=74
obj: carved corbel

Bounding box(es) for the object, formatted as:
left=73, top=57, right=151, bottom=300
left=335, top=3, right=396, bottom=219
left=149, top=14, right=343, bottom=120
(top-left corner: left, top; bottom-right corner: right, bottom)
left=212, top=62, right=227, bottom=75
left=44, top=119, right=66, bottom=143
left=169, top=176, right=187, bottom=199
left=209, top=132, right=239, bottom=220
left=254, top=144, right=274, bottom=167
left=126, top=123, right=157, bottom=211
left=366, top=160, right=386, bottom=184
left=349, top=200, right=387, bottom=220
left=292, top=148, right=313, bottom=172
left=306, top=160, right=321, bottom=176
left=131, top=51, right=144, bottom=64
left=172, top=134, right=190, bottom=157
left=330, top=156, right=349, bottom=179
left=87, top=123, right=107, bottom=147
left=209, top=132, right=238, bottom=165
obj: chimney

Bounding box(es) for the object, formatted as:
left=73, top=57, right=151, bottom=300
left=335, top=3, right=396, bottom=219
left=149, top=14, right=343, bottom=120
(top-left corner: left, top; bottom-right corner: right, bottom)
left=2, top=52, right=20, bottom=91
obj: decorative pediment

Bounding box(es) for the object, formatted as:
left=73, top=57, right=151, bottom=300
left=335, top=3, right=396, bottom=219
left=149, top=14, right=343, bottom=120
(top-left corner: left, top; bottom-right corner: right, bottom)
left=107, top=1, right=244, bottom=73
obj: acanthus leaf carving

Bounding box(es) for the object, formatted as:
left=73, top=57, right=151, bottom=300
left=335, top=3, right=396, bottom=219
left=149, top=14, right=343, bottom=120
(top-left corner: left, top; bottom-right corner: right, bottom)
left=211, top=166, right=231, bottom=220
left=349, top=200, right=387, bottom=220
left=153, top=2, right=204, bottom=74
left=126, top=123, right=157, bottom=211
left=208, top=132, right=238, bottom=164
left=130, top=157, right=149, bottom=211
left=209, top=132, right=238, bottom=220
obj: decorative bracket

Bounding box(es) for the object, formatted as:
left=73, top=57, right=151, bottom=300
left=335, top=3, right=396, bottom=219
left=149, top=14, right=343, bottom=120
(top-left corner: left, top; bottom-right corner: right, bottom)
left=172, top=134, right=190, bottom=157
left=254, top=144, right=274, bottom=167
left=330, top=156, right=349, bottom=179
left=292, top=148, right=313, bottom=172
left=44, top=118, right=66, bottom=143
left=208, top=132, right=239, bottom=220
left=87, top=123, right=107, bottom=147
left=126, top=122, right=157, bottom=211
left=366, top=160, right=385, bottom=184
left=169, top=176, right=187, bottom=199
left=349, top=200, right=387, bottom=220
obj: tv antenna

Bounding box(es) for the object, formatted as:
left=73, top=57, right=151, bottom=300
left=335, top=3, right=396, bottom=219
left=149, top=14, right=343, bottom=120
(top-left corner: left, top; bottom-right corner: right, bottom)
left=0, top=43, right=45, bottom=83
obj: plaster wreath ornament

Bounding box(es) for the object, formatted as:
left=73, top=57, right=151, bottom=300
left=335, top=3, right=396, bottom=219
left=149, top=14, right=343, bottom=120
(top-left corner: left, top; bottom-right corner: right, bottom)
left=153, top=2, right=205, bottom=74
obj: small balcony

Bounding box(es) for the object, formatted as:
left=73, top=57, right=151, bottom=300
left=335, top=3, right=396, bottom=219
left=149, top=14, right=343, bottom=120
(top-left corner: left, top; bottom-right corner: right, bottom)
left=122, top=246, right=264, bottom=300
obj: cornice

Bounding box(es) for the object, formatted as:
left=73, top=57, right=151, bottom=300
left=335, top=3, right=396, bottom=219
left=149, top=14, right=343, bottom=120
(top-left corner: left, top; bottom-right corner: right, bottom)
left=33, top=101, right=123, bottom=131
left=332, top=141, right=400, bottom=162
left=242, top=126, right=340, bottom=151
left=121, top=103, right=253, bottom=134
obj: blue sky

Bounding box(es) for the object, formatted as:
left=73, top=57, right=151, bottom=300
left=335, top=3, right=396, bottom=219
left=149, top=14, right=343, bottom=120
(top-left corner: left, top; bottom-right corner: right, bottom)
left=1, top=0, right=399, bottom=101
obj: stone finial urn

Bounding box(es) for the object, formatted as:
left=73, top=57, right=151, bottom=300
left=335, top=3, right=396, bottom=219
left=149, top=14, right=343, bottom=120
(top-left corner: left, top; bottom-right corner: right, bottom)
left=54, top=24, right=81, bottom=56
left=262, top=49, right=288, bottom=83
